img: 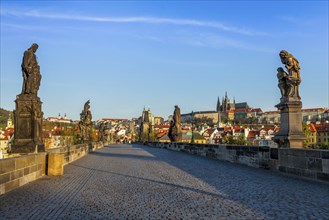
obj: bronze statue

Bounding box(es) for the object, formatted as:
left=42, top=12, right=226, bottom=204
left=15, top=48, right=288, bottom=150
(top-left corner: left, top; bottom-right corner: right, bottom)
left=278, top=50, right=301, bottom=99
left=168, top=105, right=182, bottom=142
left=21, top=43, right=41, bottom=96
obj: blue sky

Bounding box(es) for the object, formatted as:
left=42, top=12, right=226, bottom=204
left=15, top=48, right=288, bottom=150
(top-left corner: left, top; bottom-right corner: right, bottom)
left=1, top=1, right=328, bottom=120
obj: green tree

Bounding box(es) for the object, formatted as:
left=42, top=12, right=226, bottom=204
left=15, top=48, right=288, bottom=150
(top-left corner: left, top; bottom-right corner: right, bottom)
left=315, top=142, right=329, bottom=150
left=194, top=116, right=214, bottom=128
left=235, top=134, right=248, bottom=145
left=302, top=122, right=311, bottom=148
left=222, top=134, right=234, bottom=144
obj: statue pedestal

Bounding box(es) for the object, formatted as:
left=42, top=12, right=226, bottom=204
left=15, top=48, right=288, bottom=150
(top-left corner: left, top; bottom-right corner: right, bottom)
left=273, top=99, right=306, bottom=148
left=11, top=94, right=44, bottom=153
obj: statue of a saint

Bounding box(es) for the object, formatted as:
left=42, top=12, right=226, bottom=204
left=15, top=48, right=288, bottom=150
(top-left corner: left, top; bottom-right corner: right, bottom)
left=168, top=105, right=182, bottom=142
left=277, top=67, right=288, bottom=98
left=278, top=50, right=301, bottom=99
left=84, top=100, right=92, bottom=127
left=21, top=43, right=41, bottom=96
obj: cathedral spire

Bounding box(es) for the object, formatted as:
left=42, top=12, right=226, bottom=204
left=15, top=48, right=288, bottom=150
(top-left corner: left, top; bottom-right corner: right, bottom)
left=216, top=96, right=221, bottom=112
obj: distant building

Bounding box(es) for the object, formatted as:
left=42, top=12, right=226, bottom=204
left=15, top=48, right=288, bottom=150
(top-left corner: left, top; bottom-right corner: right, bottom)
left=0, top=116, right=15, bottom=158
left=313, top=122, right=329, bottom=145
left=154, top=116, right=164, bottom=125
left=182, top=92, right=255, bottom=123
left=98, top=118, right=128, bottom=126
left=261, top=108, right=328, bottom=124
left=46, top=113, right=71, bottom=124
left=181, top=111, right=219, bottom=124
left=302, top=108, right=327, bottom=122
left=261, top=111, right=280, bottom=124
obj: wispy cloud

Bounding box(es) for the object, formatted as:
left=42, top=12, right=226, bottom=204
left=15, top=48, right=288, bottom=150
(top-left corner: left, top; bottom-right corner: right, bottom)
left=280, top=16, right=312, bottom=26
left=178, top=32, right=275, bottom=53
left=2, top=9, right=268, bottom=36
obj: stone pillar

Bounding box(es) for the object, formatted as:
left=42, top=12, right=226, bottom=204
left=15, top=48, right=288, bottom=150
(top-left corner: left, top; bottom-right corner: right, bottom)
left=11, top=94, right=45, bottom=153
left=48, top=153, right=64, bottom=176
left=274, top=99, right=306, bottom=148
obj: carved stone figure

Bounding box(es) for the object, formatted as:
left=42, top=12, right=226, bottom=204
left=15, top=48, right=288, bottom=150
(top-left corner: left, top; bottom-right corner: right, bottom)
left=21, top=43, right=41, bottom=96
left=274, top=50, right=305, bottom=148
left=278, top=50, right=301, bottom=99
left=79, top=100, right=92, bottom=143
left=12, top=44, right=44, bottom=153
left=84, top=100, right=92, bottom=127
left=168, top=105, right=182, bottom=142
left=277, top=67, right=288, bottom=98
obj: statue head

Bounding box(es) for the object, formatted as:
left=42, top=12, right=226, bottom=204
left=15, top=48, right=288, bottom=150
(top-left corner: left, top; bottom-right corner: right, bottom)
left=277, top=67, right=284, bottom=73
left=279, top=50, right=289, bottom=59
left=30, top=43, right=39, bottom=53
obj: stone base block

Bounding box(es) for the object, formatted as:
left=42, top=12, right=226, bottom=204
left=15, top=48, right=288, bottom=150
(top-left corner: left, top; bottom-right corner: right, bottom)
left=48, top=153, right=64, bottom=176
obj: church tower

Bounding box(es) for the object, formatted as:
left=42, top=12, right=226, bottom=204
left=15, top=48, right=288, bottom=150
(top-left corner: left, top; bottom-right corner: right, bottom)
left=6, top=114, right=13, bottom=129
left=216, top=96, right=221, bottom=112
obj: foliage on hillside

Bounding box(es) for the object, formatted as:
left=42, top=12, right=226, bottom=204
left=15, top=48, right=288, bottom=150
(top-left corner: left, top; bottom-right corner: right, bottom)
left=0, top=108, right=13, bottom=129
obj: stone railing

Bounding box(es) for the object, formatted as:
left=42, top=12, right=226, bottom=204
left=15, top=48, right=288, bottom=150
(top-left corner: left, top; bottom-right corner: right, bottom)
left=47, top=144, right=89, bottom=166
left=46, top=142, right=106, bottom=175
left=278, top=148, right=329, bottom=182
left=147, top=142, right=329, bottom=182
left=0, top=142, right=107, bottom=195
left=0, top=153, right=46, bottom=195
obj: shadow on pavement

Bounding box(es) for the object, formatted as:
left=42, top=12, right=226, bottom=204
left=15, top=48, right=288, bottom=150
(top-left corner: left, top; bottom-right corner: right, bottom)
left=129, top=143, right=329, bottom=218
left=68, top=163, right=227, bottom=200
left=90, top=150, right=157, bottom=161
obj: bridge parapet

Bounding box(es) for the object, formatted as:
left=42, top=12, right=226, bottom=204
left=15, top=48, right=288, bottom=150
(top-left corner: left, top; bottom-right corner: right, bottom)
left=0, top=142, right=107, bottom=195
left=0, top=153, right=46, bottom=195
left=147, top=142, right=329, bottom=182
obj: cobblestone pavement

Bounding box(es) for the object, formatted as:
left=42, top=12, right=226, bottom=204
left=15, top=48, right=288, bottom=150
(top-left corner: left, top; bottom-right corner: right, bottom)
left=1, top=144, right=329, bottom=219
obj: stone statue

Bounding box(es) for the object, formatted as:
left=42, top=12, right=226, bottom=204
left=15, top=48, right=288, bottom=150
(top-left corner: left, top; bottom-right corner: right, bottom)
left=278, top=50, right=301, bottom=99
left=274, top=50, right=305, bottom=148
left=84, top=100, right=92, bottom=127
left=168, top=105, right=182, bottom=142
left=277, top=67, right=288, bottom=98
left=12, top=43, right=44, bottom=153
left=79, top=100, right=92, bottom=143
left=21, top=43, right=41, bottom=96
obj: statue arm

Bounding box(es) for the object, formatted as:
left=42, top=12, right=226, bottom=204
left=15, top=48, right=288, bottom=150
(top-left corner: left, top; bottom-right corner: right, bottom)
left=285, top=58, right=294, bottom=70
left=22, top=52, right=33, bottom=72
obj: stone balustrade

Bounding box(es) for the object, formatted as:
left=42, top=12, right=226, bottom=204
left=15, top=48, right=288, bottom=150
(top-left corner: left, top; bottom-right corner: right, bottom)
left=0, top=142, right=106, bottom=195
left=147, top=142, right=329, bottom=182
left=0, top=153, right=46, bottom=195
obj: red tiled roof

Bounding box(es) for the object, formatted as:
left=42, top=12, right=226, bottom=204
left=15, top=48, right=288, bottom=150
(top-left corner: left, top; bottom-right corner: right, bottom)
left=309, top=123, right=317, bottom=132
left=263, top=111, right=280, bottom=115
left=302, top=108, right=327, bottom=112
left=314, top=123, right=329, bottom=133
left=250, top=108, right=263, bottom=113
left=247, top=130, right=259, bottom=139
left=234, top=108, right=248, bottom=113
left=101, top=118, right=128, bottom=121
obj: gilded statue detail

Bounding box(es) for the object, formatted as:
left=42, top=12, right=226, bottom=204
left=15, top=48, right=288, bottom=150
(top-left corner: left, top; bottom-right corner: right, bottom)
left=277, top=50, right=301, bottom=100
